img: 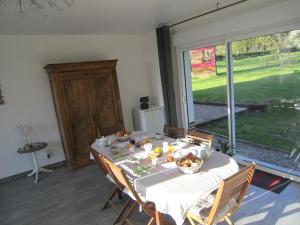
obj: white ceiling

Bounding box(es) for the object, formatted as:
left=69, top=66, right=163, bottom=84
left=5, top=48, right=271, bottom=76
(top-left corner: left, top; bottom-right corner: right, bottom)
left=0, top=0, right=279, bottom=35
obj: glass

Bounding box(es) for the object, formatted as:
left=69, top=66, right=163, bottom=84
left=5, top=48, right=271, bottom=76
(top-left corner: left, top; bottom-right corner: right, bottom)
left=231, top=29, right=300, bottom=170
left=184, top=44, right=228, bottom=136
left=168, top=145, right=175, bottom=154
left=167, top=154, right=175, bottom=162
left=128, top=143, right=135, bottom=153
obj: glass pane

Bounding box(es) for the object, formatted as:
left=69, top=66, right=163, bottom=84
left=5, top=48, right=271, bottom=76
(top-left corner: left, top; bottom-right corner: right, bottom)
left=184, top=45, right=229, bottom=147
left=232, top=29, right=300, bottom=172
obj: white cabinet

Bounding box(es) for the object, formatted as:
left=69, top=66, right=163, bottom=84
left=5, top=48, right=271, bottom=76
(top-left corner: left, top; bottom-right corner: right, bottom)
left=132, top=106, right=165, bottom=133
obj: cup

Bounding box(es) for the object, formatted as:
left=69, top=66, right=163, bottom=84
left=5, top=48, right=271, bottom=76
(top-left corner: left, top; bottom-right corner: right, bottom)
left=107, top=138, right=112, bottom=146
left=151, top=157, right=158, bottom=165
left=96, top=136, right=107, bottom=148
left=143, top=143, right=153, bottom=153
left=128, top=144, right=135, bottom=153
left=162, top=142, right=168, bottom=153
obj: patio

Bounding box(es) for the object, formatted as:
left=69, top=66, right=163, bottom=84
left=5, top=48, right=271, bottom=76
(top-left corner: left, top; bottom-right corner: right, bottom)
left=194, top=103, right=300, bottom=177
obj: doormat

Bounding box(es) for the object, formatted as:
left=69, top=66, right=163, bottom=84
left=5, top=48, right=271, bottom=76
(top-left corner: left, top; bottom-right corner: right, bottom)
left=251, top=170, right=292, bottom=194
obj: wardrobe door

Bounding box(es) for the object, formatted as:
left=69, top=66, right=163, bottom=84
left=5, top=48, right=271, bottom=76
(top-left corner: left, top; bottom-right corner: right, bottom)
left=90, top=70, right=124, bottom=136
left=58, top=73, right=94, bottom=169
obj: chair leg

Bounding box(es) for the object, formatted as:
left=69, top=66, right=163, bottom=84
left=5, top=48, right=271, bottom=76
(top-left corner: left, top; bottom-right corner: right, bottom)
left=147, top=217, right=155, bottom=225
left=101, top=187, right=119, bottom=210
left=224, top=215, right=234, bottom=225
left=186, top=214, right=197, bottom=225
left=113, top=198, right=132, bottom=225
left=117, top=189, right=123, bottom=200
left=120, top=201, right=138, bottom=225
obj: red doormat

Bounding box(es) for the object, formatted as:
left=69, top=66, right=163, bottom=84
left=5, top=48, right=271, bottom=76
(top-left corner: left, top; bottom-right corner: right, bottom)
left=251, top=170, right=292, bottom=194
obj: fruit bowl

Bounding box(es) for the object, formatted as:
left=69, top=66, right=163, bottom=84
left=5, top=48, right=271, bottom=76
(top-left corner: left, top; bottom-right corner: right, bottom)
left=116, top=135, right=130, bottom=142
left=176, top=153, right=203, bottom=174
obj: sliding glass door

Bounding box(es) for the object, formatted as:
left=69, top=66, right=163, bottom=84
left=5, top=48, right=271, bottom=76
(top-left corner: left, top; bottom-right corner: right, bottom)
left=183, top=44, right=229, bottom=138
left=182, top=28, right=300, bottom=172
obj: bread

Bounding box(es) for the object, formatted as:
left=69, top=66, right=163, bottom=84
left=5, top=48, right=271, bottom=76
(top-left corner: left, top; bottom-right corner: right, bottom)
left=178, top=153, right=197, bottom=168
left=116, top=130, right=132, bottom=137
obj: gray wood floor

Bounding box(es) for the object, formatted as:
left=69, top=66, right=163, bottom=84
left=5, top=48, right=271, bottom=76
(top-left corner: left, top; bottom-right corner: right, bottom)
left=1, top=164, right=300, bottom=225
left=0, top=165, right=151, bottom=225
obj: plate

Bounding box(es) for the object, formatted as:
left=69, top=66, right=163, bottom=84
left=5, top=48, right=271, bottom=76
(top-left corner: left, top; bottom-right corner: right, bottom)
left=171, top=138, right=189, bottom=150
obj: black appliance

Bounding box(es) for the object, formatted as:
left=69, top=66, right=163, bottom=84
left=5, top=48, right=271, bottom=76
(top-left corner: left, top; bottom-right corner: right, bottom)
left=140, top=96, right=149, bottom=110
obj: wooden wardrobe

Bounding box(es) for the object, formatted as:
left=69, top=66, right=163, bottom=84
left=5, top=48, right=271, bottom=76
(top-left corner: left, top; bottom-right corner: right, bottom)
left=45, top=60, right=124, bottom=170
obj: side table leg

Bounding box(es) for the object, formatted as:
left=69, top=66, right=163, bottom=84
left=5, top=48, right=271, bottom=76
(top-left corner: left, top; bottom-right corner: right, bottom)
left=40, top=168, right=53, bottom=173
left=32, top=152, right=40, bottom=184
left=28, top=169, right=36, bottom=177
left=27, top=151, right=53, bottom=184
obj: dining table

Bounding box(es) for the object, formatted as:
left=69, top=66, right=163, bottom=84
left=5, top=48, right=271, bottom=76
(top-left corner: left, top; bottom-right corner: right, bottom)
left=91, top=131, right=239, bottom=225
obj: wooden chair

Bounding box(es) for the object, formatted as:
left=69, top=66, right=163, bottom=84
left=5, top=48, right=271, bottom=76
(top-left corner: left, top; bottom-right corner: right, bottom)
left=186, top=130, right=215, bottom=148
left=186, top=163, right=256, bottom=225
left=90, top=149, right=123, bottom=210
left=91, top=149, right=134, bottom=225
left=164, top=124, right=185, bottom=139
left=102, top=156, right=157, bottom=225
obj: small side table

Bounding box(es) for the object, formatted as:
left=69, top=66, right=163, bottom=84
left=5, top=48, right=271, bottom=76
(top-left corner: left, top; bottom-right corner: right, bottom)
left=17, top=142, right=53, bottom=183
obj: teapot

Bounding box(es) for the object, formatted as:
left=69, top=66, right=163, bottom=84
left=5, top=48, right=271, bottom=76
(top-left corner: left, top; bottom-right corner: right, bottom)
left=96, top=136, right=108, bottom=148
left=199, top=144, right=211, bottom=160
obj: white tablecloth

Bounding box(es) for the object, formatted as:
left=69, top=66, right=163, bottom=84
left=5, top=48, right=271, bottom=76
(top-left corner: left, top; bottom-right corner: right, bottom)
left=134, top=151, right=238, bottom=224
left=91, top=131, right=239, bottom=225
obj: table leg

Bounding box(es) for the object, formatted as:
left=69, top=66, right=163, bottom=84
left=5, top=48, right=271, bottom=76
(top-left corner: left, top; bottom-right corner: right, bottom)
left=155, top=211, right=174, bottom=225
left=155, top=211, right=162, bottom=225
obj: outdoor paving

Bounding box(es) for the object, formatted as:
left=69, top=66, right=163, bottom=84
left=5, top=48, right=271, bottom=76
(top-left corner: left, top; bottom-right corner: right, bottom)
left=214, top=136, right=300, bottom=173
left=236, top=141, right=300, bottom=173
left=194, top=103, right=300, bottom=174
left=193, top=103, right=247, bottom=124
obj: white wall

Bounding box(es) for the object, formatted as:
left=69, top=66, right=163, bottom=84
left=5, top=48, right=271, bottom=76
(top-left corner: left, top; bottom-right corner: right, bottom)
left=143, top=31, right=164, bottom=106
left=172, top=0, right=300, bottom=47
left=0, top=34, right=156, bottom=179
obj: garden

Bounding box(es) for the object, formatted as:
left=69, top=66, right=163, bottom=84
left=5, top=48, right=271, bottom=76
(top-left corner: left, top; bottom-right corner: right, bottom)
left=191, top=32, right=300, bottom=152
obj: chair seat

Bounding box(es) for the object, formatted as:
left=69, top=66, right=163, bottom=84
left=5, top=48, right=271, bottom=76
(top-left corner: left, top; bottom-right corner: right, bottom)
left=188, top=195, right=238, bottom=224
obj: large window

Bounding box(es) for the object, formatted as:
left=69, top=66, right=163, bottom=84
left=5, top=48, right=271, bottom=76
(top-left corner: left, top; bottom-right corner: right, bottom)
left=183, top=28, right=300, bottom=171
left=232, top=30, right=300, bottom=163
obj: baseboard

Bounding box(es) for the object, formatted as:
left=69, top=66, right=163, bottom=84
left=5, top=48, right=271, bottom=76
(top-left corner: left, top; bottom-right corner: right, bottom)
left=0, top=160, right=66, bottom=184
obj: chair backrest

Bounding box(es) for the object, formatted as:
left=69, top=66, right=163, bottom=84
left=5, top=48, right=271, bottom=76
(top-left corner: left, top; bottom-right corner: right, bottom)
left=207, top=163, right=256, bottom=225
left=164, top=124, right=185, bottom=139
left=90, top=148, right=108, bottom=174
left=102, top=156, right=144, bottom=205
left=186, top=130, right=215, bottom=148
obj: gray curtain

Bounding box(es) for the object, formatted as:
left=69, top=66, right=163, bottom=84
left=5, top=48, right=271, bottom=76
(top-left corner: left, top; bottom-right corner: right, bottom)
left=156, top=26, right=178, bottom=127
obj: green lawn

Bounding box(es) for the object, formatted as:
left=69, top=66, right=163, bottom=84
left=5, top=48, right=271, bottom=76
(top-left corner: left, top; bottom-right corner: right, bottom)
left=193, top=51, right=300, bottom=104
left=202, top=108, right=300, bottom=151
left=193, top=51, right=300, bottom=151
